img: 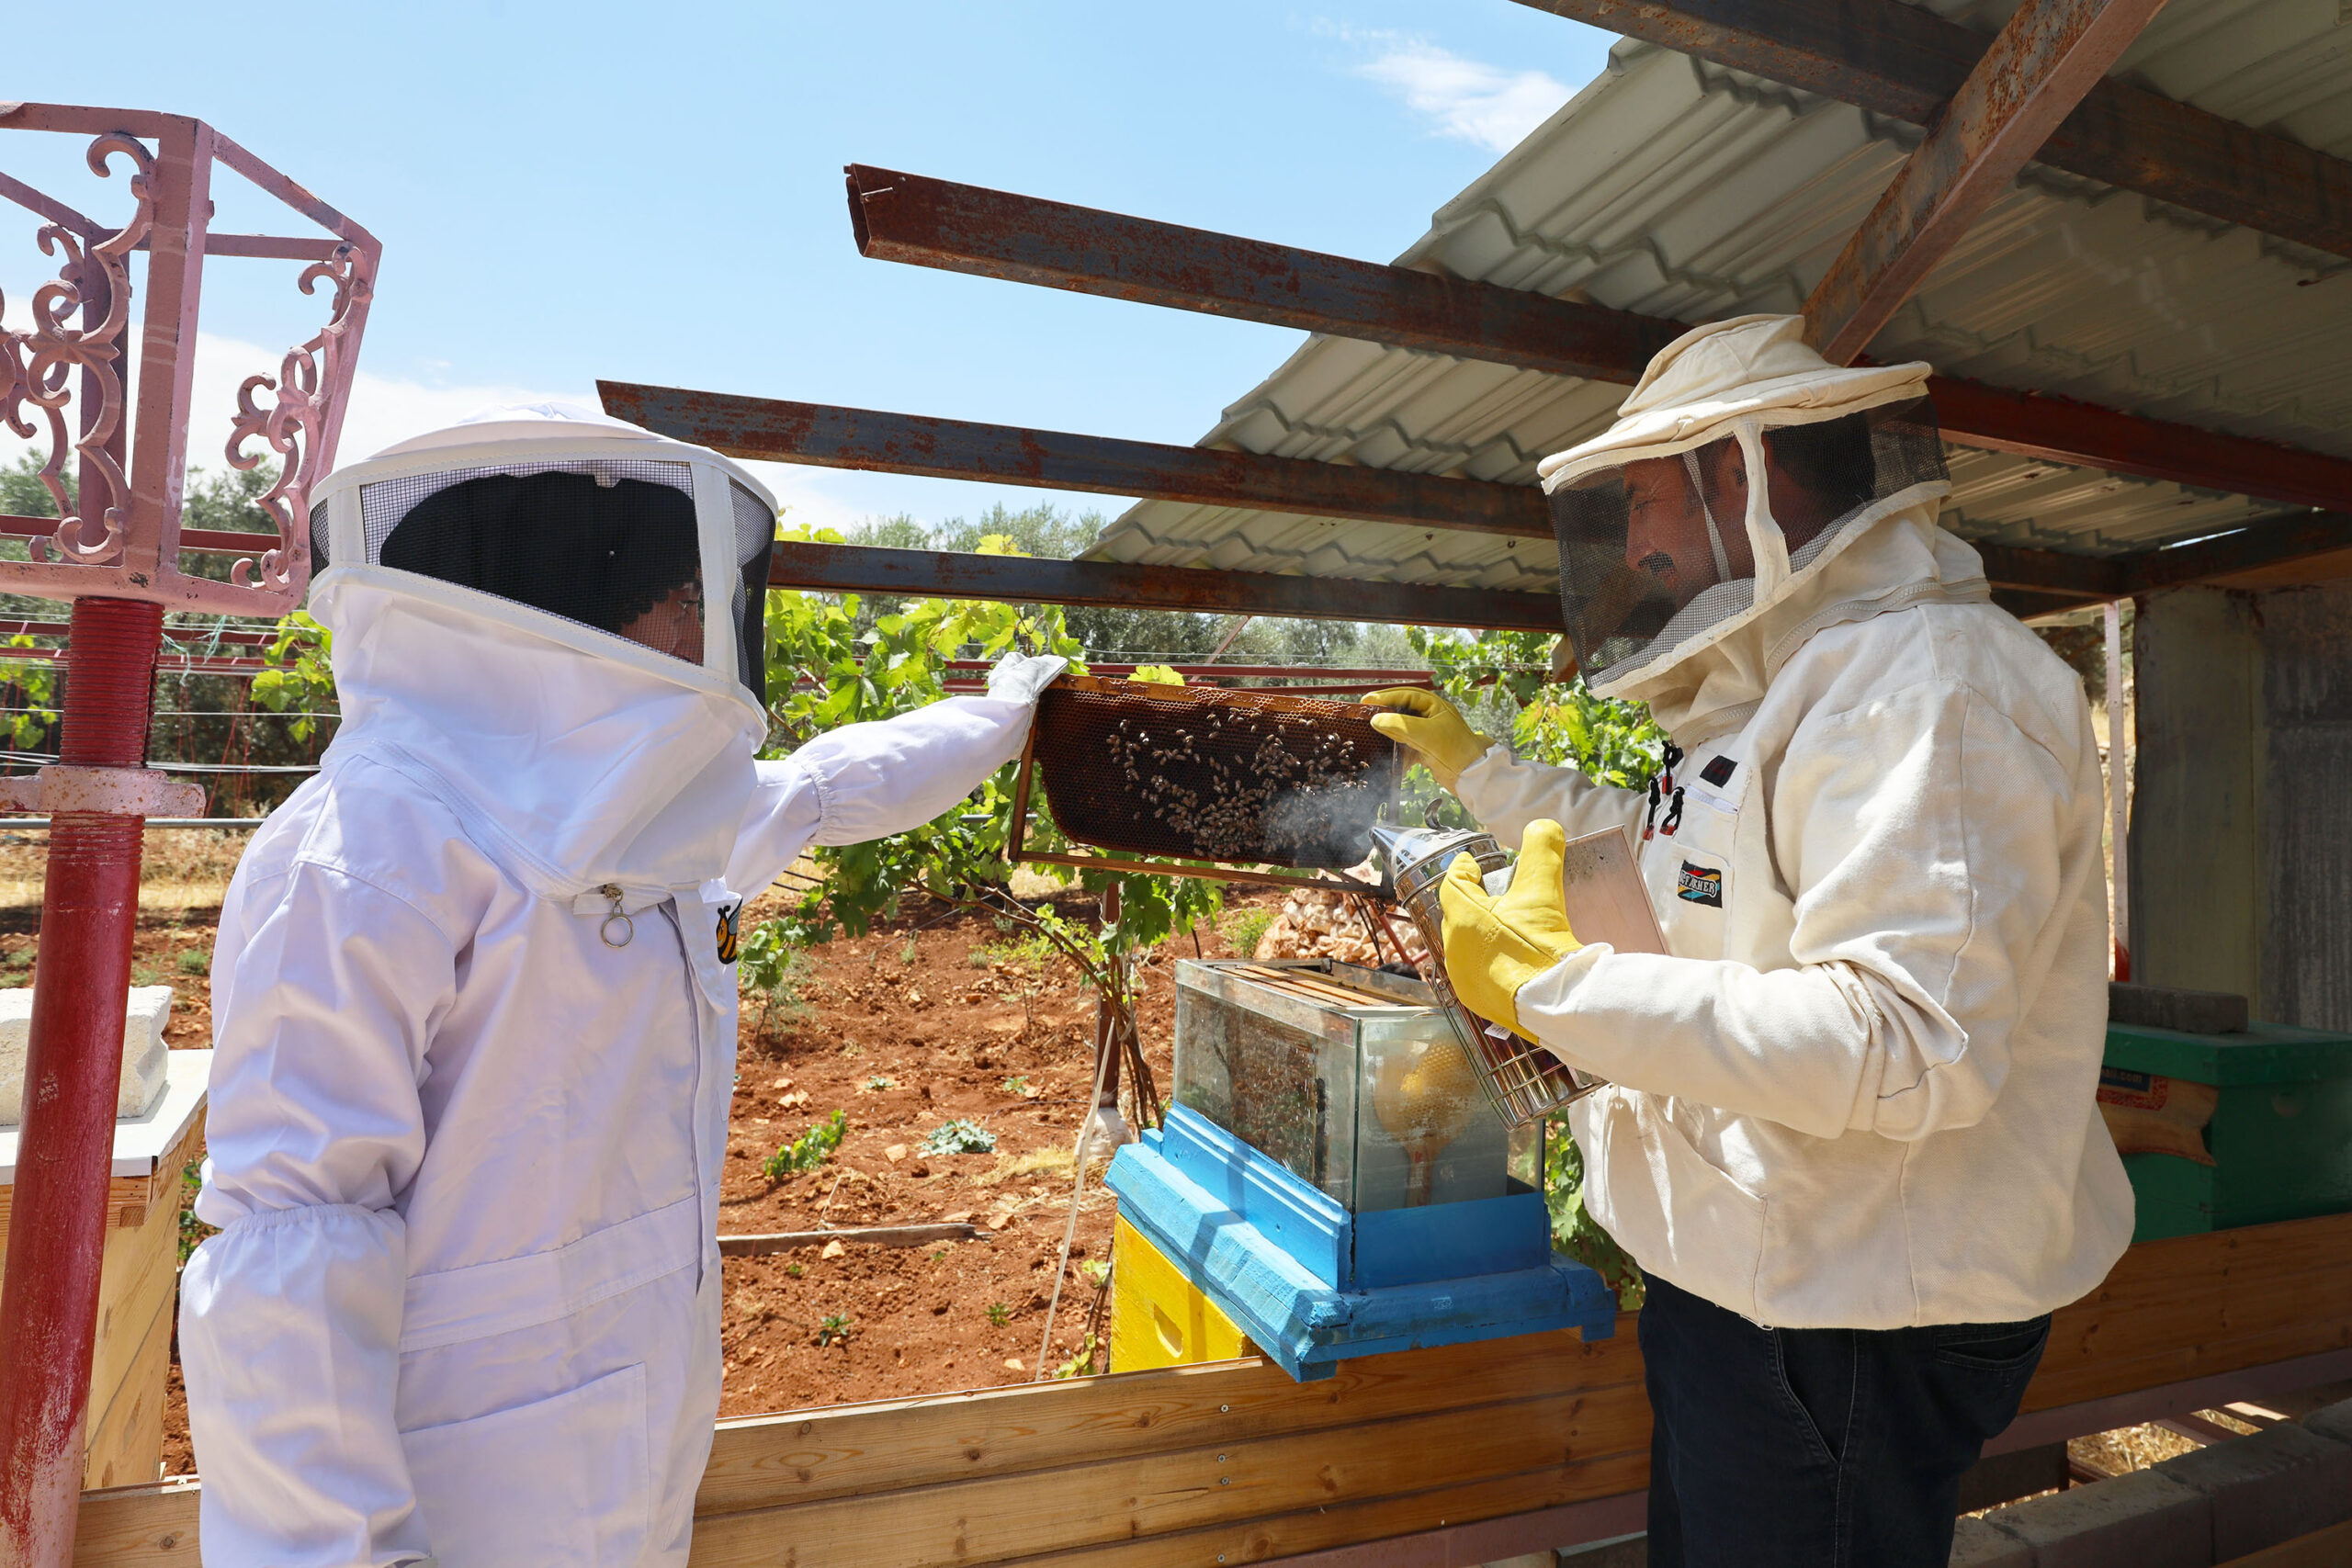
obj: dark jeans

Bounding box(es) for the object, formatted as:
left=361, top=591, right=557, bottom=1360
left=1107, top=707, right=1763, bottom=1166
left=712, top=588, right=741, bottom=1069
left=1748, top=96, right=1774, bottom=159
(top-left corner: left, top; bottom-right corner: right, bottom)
left=1639, top=1273, right=2051, bottom=1568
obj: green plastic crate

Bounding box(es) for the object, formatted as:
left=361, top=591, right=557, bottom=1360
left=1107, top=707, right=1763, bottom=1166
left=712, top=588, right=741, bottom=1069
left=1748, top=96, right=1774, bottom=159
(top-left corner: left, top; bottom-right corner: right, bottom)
left=2104, top=1020, right=2352, bottom=1242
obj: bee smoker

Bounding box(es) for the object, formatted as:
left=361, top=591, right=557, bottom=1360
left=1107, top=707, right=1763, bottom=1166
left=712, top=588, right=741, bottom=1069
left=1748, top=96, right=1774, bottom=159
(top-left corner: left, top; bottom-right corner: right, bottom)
left=1372, top=822, right=1601, bottom=1127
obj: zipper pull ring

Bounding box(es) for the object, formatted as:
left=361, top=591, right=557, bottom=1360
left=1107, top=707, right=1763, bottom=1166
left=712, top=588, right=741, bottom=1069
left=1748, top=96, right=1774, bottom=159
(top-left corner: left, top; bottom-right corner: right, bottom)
left=598, top=884, right=635, bottom=949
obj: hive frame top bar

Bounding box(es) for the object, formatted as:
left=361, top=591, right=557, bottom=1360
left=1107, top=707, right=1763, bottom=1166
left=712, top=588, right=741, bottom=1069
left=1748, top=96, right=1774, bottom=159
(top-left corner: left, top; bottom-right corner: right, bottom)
left=1005, top=677, right=1402, bottom=897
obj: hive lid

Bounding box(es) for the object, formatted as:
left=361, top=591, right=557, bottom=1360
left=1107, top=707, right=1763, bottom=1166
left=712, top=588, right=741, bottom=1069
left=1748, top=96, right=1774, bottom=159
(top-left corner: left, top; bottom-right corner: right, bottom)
left=2104, top=1021, right=2352, bottom=1086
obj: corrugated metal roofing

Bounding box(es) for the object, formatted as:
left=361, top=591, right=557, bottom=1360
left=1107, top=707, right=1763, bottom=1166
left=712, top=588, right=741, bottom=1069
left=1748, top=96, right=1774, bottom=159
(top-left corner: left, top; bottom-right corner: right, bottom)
left=1088, top=0, right=2352, bottom=593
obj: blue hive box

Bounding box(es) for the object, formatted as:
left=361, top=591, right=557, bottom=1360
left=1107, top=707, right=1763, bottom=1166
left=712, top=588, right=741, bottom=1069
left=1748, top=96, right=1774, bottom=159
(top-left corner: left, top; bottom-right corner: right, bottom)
left=1105, top=960, right=1617, bottom=1382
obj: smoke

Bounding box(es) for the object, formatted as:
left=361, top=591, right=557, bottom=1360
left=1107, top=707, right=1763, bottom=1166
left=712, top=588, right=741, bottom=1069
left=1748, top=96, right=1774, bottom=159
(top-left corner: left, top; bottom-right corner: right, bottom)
left=1259, top=776, right=1390, bottom=870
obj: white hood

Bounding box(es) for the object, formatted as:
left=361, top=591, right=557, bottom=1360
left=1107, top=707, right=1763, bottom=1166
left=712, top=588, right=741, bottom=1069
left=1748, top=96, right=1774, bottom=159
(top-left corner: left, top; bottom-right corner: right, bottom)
left=311, top=569, right=767, bottom=898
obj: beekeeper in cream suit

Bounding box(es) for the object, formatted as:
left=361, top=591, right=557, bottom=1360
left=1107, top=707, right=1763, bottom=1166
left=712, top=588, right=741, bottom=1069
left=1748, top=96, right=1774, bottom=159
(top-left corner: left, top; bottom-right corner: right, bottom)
left=180, top=405, right=1066, bottom=1568
left=1366, top=318, right=2132, bottom=1568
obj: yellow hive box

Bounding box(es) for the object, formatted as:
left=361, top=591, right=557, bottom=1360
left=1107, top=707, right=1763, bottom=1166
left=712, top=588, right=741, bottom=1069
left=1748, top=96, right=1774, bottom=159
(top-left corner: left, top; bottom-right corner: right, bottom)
left=1109, top=1214, right=1253, bottom=1372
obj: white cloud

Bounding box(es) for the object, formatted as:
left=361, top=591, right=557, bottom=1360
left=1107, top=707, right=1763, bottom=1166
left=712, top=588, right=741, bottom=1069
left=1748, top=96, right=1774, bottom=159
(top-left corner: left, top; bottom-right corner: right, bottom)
left=1351, top=36, right=1569, bottom=154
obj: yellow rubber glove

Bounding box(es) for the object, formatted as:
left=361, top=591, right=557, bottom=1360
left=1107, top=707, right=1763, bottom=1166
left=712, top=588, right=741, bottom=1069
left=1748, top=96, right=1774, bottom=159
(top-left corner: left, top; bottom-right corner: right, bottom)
left=1439, top=819, right=1580, bottom=1034
left=1361, top=688, right=1492, bottom=793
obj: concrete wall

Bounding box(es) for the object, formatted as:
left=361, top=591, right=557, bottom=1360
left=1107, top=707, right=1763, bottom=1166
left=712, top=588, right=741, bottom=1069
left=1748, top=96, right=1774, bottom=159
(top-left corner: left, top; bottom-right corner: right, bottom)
left=2131, top=589, right=2266, bottom=1013
left=2259, top=585, right=2352, bottom=1031
left=2132, top=581, right=2352, bottom=1030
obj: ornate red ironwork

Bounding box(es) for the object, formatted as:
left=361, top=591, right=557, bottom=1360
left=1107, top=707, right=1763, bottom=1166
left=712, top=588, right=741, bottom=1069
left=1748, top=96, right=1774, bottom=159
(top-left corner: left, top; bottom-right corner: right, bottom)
left=0, top=105, right=380, bottom=615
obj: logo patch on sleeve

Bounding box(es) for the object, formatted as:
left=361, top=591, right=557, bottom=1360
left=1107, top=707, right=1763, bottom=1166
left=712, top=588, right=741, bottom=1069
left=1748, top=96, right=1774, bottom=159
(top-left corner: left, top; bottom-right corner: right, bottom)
left=1700, top=755, right=1737, bottom=787
left=716, top=901, right=742, bottom=964
left=1676, top=862, right=1724, bottom=907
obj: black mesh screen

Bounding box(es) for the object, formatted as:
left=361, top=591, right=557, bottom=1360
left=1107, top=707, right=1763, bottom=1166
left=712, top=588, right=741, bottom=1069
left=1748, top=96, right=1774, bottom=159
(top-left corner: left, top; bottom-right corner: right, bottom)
left=729, top=481, right=775, bottom=708
left=1549, top=395, right=1949, bottom=682
left=379, top=471, right=706, bottom=661
left=1032, top=679, right=1399, bottom=871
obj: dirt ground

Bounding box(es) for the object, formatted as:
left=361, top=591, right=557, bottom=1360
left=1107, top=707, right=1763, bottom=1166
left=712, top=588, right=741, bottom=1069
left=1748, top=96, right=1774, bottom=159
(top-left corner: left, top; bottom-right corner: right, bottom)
left=0, top=830, right=1277, bottom=1471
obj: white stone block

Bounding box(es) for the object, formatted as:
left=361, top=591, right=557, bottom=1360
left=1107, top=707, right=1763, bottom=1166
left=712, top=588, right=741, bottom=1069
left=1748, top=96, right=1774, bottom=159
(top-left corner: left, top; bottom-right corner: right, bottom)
left=0, top=986, right=173, bottom=1125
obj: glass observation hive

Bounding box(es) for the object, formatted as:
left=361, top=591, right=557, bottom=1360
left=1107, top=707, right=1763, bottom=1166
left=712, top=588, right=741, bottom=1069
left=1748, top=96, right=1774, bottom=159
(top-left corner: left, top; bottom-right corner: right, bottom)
left=1172, top=958, right=1541, bottom=1213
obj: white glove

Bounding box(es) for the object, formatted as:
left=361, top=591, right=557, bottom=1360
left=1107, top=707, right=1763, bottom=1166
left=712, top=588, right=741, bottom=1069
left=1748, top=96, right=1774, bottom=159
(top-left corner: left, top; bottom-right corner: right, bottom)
left=985, top=652, right=1070, bottom=704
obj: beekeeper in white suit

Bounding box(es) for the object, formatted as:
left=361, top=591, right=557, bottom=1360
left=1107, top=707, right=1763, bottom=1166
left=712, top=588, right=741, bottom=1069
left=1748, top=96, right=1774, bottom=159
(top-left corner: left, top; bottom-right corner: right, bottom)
left=179, top=404, right=1067, bottom=1568
left=1366, top=317, right=2132, bottom=1568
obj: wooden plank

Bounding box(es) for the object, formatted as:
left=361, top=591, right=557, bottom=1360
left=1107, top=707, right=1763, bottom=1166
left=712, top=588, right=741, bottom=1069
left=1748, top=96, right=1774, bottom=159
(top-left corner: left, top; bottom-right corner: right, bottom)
left=718, top=1224, right=978, bottom=1257
left=2028, top=1317, right=2352, bottom=1414
left=686, top=1383, right=1652, bottom=1568
left=2215, top=1517, right=2352, bottom=1568
left=82, top=1188, right=183, bottom=1445
left=898, top=1450, right=1653, bottom=1568
left=68, top=1483, right=197, bottom=1568
left=80, top=1292, right=173, bottom=1492
left=1803, top=0, right=2165, bottom=364
left=692, top=1329, right=1635, bottom=1517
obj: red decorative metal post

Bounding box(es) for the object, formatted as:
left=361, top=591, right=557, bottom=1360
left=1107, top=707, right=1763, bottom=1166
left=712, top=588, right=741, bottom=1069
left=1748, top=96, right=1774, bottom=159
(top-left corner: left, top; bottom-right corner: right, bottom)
left=0, top=105, right=376, bottom=1567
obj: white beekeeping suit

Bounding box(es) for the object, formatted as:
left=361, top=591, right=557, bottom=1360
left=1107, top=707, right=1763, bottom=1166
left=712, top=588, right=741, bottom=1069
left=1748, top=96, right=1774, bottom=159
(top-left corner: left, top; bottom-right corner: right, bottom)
left=1441, top=317, right=2132, bottom=1328
left=179, top=404, right=1066, bottom=1568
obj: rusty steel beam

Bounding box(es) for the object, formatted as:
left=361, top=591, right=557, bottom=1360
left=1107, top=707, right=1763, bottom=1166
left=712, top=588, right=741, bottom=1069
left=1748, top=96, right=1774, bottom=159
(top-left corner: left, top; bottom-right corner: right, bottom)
left=603, top=378, right=2352, bottom=603
left=1927, top=380, right=2352, bottom=515
left=840, top=170, right=2352, bottom=516
left=845, top=164, right=1687, bottom=383
left=597, top=381, right=1551, bottom=538
left=1974, top=541, right=2122, bottom=601
left=762, top=540, right=1568, bottom=632
left=2120, top=510, right=2352, bottom=593
left=1804, top=0, right=2166, bottom=366
left=1515, top=0, right=2352, bottom=261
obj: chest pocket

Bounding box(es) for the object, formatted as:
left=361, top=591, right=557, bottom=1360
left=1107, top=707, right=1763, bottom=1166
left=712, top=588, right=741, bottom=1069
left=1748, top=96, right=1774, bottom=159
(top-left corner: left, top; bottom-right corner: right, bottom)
left=1644, top=750, right=1747, bottom=961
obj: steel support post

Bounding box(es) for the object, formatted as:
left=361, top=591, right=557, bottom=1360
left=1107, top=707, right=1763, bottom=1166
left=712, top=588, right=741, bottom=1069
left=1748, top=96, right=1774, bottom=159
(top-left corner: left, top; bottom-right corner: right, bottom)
left=0, top=596, right=164, bottom=1568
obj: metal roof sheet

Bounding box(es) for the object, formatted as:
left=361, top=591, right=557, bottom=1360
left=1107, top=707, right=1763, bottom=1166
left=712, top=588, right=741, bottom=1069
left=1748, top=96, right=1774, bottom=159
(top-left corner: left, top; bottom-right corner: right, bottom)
left=1089, top=0, right=2352, bottom=592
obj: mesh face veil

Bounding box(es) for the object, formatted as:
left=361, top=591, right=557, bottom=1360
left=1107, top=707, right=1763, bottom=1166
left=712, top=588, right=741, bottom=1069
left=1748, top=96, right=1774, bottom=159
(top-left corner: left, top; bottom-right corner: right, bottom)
left=1544, top=394, right=1947, bottom=686
left=309, top=408, right=779, bottom=706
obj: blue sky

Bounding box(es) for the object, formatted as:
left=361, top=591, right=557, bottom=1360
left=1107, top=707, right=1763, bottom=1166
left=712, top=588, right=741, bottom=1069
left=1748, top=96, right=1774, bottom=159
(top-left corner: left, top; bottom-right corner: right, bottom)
left=6, top=3, right=1612, bottom=536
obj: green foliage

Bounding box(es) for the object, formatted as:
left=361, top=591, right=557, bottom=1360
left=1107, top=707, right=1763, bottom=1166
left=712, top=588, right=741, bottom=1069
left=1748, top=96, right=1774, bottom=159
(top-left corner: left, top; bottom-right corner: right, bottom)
left=865, top=1075, right=897, bottom=1090
left=785, top=1261, right=805, bottom=1279
left=175, top=947, right=209, bottom=976
left=763, top=528, right=1091, bottom=939
left=1410, top=627, right=1667, bottom=788
left=0, top=635, right=59, bottom=752
left=178, top=1160, right=220, bottom=1265
left=762, top=528, right=1221, bottom=1131
left=250, top=612, right=338, bottom=743
left=986, top=1302, right=1011, bottom=1327
left=815, top=1314, right=854, bottom=1347
left=1079, top=1258, right=1110, bottom=1287
left=1000, top=1075, right=1028, bottom=1095
left=737, top=920, right=812, bottom=1043
left=1051, top=1330, right=1102, bottom=1380
left=920, top=1118, right=996, bottom=1156
left=1544, top=1117, right=1645, bottom=1312
left=1220, top=906, right=1274, bottom=960
left=763, top=1109, right=847, bottom=1181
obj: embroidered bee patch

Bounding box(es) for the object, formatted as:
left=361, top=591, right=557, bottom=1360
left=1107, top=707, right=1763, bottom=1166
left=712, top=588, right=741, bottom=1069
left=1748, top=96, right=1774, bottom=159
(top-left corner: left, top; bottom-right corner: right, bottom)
left=716, top=902, right=742, bottom=964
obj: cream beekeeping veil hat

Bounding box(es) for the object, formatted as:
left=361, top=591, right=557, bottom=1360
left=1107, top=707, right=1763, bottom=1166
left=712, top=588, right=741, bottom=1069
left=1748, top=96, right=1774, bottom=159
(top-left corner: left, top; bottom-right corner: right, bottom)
left=1537, top=315, right=1949, bottom=694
